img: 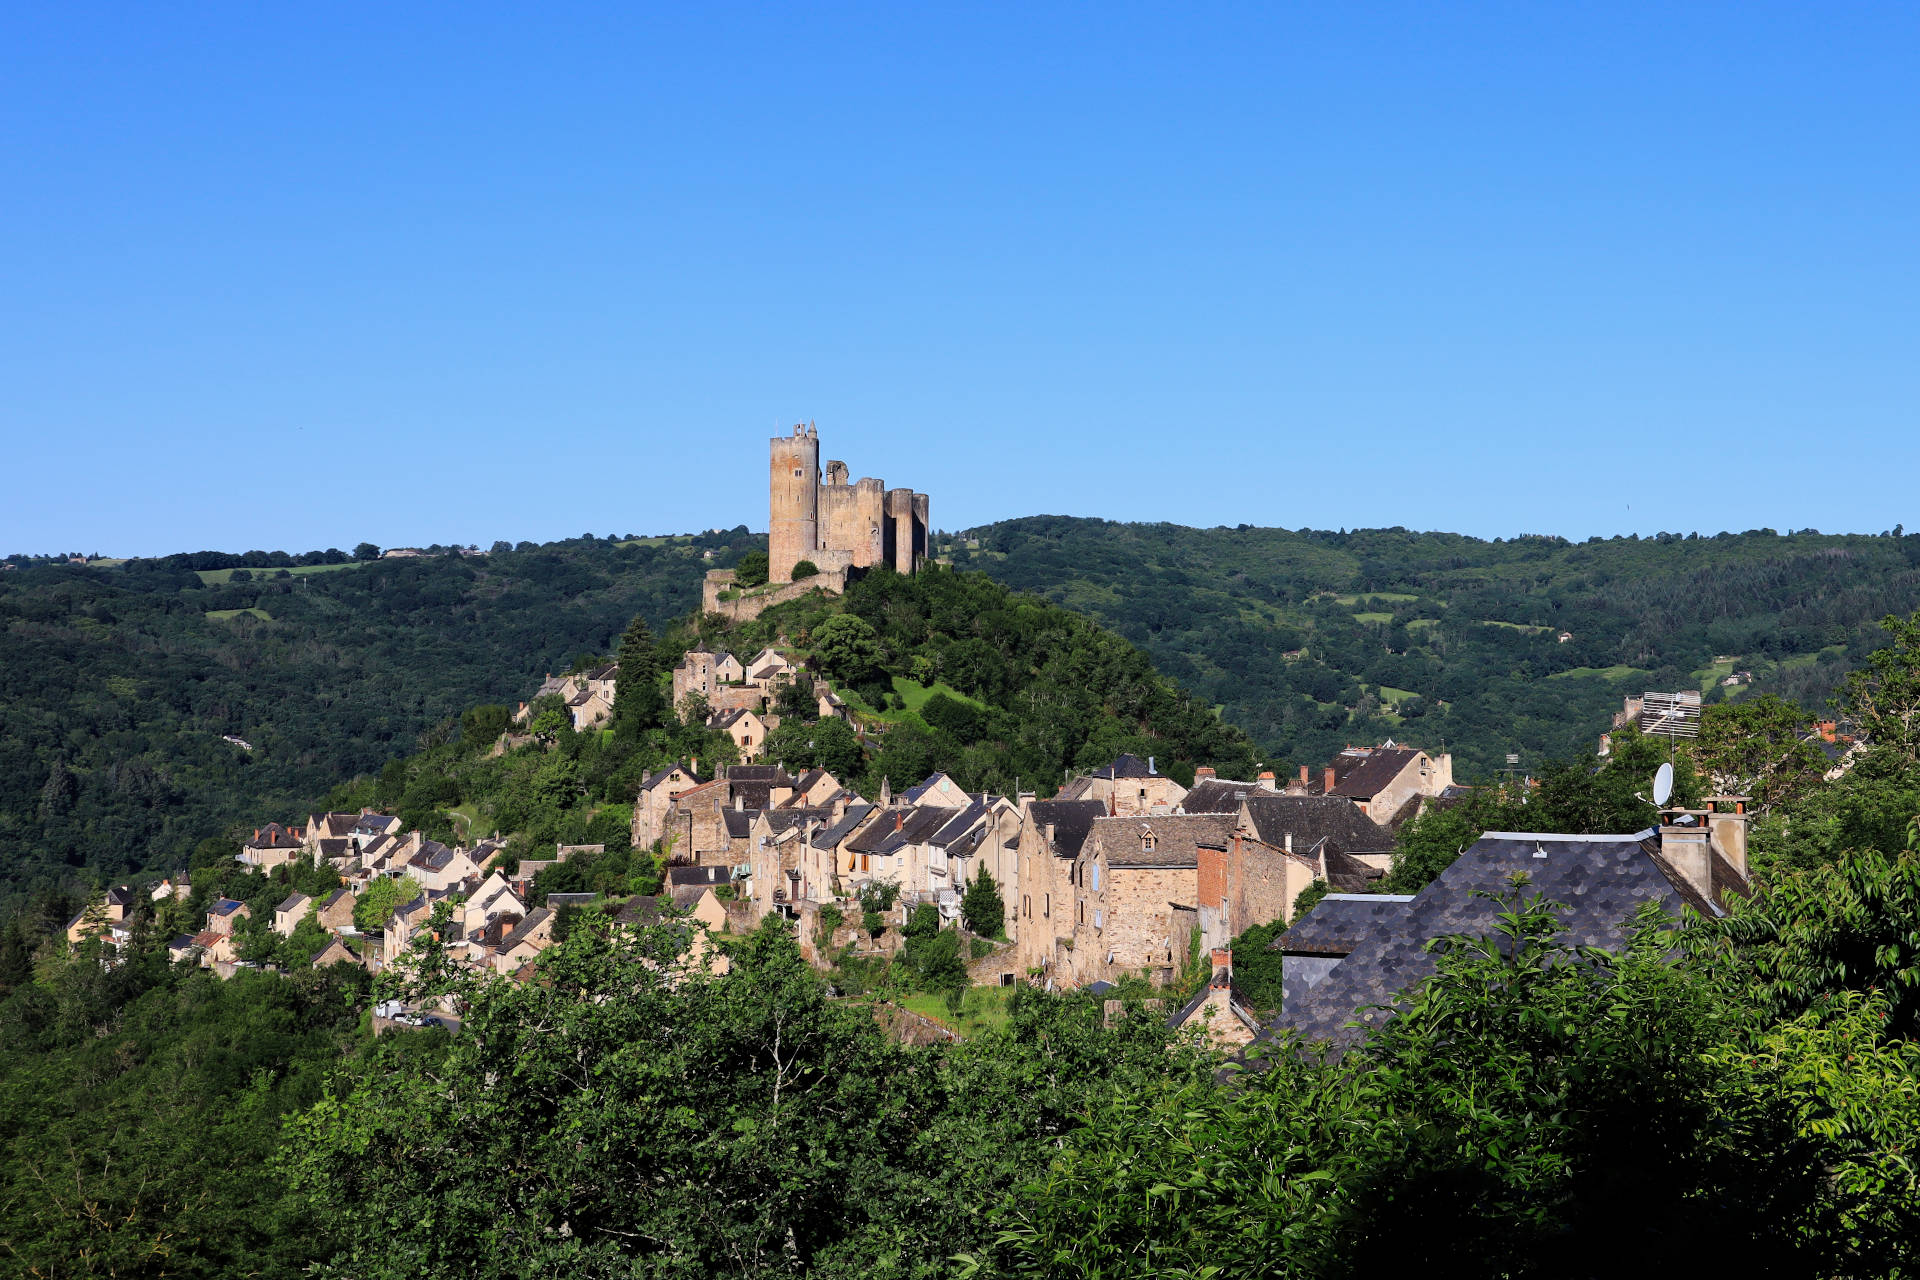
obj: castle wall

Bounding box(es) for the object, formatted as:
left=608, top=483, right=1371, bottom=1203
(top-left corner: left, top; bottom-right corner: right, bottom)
left=818, top=475, right=887, bottom=569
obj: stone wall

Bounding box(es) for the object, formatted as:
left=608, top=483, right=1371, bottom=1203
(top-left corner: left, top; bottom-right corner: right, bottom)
left=701, top=568, right=848, bottom=623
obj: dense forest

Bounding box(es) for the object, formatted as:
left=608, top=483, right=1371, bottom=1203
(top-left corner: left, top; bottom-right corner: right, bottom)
left=10, top=517, right=1920, bottom=912
left=0, top=531, right=758, bottom=911
left=945, top=519, right=1920, bottom=774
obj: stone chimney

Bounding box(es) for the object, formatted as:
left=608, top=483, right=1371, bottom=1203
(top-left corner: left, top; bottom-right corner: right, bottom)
left=1194, top=765, right=1216, bottom=781
left=1283, top=832, right=1293, bottom=854
left=1322, top=766, right=1336, bottom=793
left=734, top=793, right=743, bottom=812
left=880, top=776, right=892, bottom=808
left=1148, top=755, right=1156, bottom=775
left=1210, top=947, right=1232, bottom=986
left=1257, top=771, right=1277, bottom=791
left=1658, top=809, right=1715, bottom=902
left=1707, top=797, right=1752, bottom=881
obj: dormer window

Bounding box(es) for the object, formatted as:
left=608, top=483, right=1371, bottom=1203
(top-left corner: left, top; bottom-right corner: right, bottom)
left=1140, top=830, right=1157, bottom=853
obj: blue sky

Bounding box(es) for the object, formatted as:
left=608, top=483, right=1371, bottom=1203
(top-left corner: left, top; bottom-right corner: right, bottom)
left=4, top=3, right=1915, bottom=556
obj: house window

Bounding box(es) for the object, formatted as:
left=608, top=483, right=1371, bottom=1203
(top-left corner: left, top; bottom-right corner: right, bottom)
left=1023, top=894, right=1031, bottom=918
left=1077, top=901, right=1084, bottom=923
left=1094, top=909, right=1103, bottom=929
left=1140, top=831, right=1157, bottom=853
left=1044, top=893, right=1050, bottom=918
left=1092, top=863, right=1101, bottom=892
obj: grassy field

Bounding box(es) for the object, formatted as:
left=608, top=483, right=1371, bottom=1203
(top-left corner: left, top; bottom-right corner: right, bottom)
left=1331, top=591, right=1418, bottom=605
left=1479, top=619, right=1552, bottom=634
left=195, top=561, right=363, bottom=586
left=896, top=984, right=1016, bottom=1037
left=205, top=607, right=272, bottom=622
left=891, top=676, right=988, bottom=714
left=1352, top=611, right=1393, bottom=624
left=1376, top=685, right=1420, bottom=705
left=1547, top=664, right=1646, bottom=681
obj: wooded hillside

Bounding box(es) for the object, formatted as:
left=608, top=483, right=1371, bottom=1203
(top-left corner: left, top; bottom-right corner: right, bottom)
left=945, top=518, right=1920, bottom=775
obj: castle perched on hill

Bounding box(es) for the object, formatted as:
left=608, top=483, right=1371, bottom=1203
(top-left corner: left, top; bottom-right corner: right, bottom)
left=704, top=423, right=930, bottom=621
left=770, top=422, right=929, bottom=583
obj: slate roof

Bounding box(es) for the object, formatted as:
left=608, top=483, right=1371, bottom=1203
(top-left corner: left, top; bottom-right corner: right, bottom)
left=666, top=865, right=732, bottom=887
left=847, top=805, right=960, bottom=855
left=615, top=897, right=663, bottom=926
left=318, top=888, right=351, bottom=913
left=316, top=837, right=353, bottom=858
left=1088, top=814, right=1237, bottom=868
left=902, top=773, right=960, bottom=803
left=354, top=813, right=402, bottom=836
left=1268, top=830, right=1697, bottom=1056
left=759, top=808, right=834, bottom=839
left=105, top=885, right=135, bottom=908
left=811, top=803, right=877, bottom=850
left=724, top=765, right=792, bottom=784
left=1091, top=753, right=1156, bottom=779
left=276, top=893, right=310, bottom=915
left=168, top=933, right=200, bottom=954
left=247, top=823, right=302, bottom=849
left=1273, top=894, right=1416, bottom=956
left=498, top=907, right=553, bottom=954
left=212, top=898, right=246, bottom=917
left=1315, top=747, right=1421, bottom=800
left=642, top=762, right=703, bottom=791
left=722, top=809, right=756, bottom=839
left=409, top=840, right=464, bottom=872
left=1178, top=778, right=1262, bottom=814
left=1324, top=848, right=1386, bottom=892
left=930, top=800, right=992, bottom=848
left=1026, top=800, right=1108, bottom=860
left=710, top=708, right=756, bottom=729
left=1241, top=794, right=1396, bottom=856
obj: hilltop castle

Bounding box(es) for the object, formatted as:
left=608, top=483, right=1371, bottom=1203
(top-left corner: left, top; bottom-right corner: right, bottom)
left=703, top=423, right=931, bottom=621
left=769, top=422, right=929, bottom=583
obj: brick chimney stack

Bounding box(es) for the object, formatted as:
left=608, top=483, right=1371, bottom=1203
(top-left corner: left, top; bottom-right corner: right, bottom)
left=1323, top=767, right=1336, bottom=793
left=1210, top=947, right=1232, bottom=986
left=1194, top=765, right=1216, bottom=781
left=1257, top=771, right=1277, bottom=791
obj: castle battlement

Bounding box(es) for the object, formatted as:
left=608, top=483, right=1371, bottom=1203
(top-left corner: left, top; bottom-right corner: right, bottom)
left=769, top=423, right=928, bottom=584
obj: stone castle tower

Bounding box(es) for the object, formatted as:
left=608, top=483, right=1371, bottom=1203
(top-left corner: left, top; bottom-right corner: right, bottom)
left=767, top=423, right=929, bottom=584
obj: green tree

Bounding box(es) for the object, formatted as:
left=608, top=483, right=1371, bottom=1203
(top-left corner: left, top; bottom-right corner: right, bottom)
left=735, top=550, right=770, bottom=588
left=613, top=614, right=666, bottom=735
left=1695, top=694, right=1825, bottom=811
left=811, top=613, right=882, bottom=689
left=961, top=866, right=1004, bottom=938
left=460, top=704, right=512, bottom=750
left=1845, top=609, right=1920, bottom=769
left=354, top=876, right=413, bottom=932
left=790, top=559, right=820, bottom=580
left=352, top=541, right=381, bottom=560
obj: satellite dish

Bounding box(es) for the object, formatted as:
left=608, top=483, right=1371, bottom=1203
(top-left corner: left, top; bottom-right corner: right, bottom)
left=1652, top=762, right=1674, bottom=807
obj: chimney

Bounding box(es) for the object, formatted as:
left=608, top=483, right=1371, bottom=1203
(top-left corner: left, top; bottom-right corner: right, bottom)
left=1210, top=947, right=1232, bottom=986
left=895, top=811, right=904, bottom=833
left=1323, top=767, right=1335, bottom=793
left=691, top=755, right=699, bottom=775
left=1257, top=771, right=1277, bottom=791
left=1147, top=755, right=1156, bottom=775
left=1284, top=832, right=1292, bottom=854
left=1707, top=799, right=1752, bottom=881
left=880, top=776, right=892, bottom=807
left=734, top=793, right=743, bottom=812
left=1194, top=765, right=1216, bottom=781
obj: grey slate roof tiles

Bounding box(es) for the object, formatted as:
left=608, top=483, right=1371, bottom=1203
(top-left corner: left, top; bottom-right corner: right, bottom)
left=1267, top=830, right=1691, bottom=1057
left=1241, top=794, right=1396, bottom=856
left=1026, top=800, right=1107, bottom=859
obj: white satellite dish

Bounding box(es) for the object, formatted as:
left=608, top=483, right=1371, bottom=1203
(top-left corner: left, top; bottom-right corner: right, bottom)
left=1652, top=762, right=1674, bottom=807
